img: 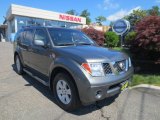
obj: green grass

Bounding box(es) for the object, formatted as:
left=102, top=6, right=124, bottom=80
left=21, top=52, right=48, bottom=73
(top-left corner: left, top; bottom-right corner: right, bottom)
left=112, top=47, right=123, bottom=51
left=131, top=74, right=160, bottom=87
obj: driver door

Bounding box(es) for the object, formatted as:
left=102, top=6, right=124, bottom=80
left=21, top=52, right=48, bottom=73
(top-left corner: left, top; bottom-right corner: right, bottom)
left=29, top=28, right=52, bottom=76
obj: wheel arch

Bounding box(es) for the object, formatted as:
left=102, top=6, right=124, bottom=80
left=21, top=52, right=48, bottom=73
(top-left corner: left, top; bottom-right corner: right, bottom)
left=14, top=50, right=24, bottom=66
left=14, top=51, right=19, bottom=61
left=49, top=66, right=80, bottom=100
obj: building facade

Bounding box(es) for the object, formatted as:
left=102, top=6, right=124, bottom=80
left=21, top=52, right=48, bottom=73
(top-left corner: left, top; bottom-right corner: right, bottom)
left=2, top=4, right=86, bottom=42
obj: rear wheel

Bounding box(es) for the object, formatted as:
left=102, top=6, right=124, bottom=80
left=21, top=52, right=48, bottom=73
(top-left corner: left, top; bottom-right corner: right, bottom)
left=15, top=55, right=24, bottom=75
left=53, top=72, right=80, bottom=111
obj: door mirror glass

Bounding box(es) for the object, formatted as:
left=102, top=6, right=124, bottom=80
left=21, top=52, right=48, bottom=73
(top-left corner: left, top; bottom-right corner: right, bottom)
left=34, top=39, right=45, bottom=46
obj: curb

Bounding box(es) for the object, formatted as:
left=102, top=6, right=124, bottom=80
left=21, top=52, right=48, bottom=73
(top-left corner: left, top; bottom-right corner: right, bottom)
left=130, top=84, right=160, bottom=90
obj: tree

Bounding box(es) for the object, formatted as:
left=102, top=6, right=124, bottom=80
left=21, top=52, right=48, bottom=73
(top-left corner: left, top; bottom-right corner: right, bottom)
left=66, top=9, right=78, bottom=15
left=82, top=27, right=105, bottom=46
left=124, top=9, right=147, bottom=27
left=105, top=31, right=119, bottom=47
left=130, top=16, right=160, bottom=60
left=95, top=16, right=106, bottom=26
left=135, top=16, right=160, bottom=51
left=109, top=21, right=114, bottom=27
left=124, top=31, right=136, bottom=45
left=147, top=6, right=160, bottom=16
left=80, top=10, right=91, bottom=25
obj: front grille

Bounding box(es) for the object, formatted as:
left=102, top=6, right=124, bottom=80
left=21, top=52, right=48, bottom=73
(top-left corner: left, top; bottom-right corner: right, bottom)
left=113, top=60, right=126, bottom=73
left=103, top=59, right=128, bottom=75
left=103, top=63, right=112, bottom=74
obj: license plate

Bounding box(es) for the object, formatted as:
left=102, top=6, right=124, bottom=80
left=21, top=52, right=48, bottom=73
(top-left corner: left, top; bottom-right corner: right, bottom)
left=121, top=81, right=129, bottom=91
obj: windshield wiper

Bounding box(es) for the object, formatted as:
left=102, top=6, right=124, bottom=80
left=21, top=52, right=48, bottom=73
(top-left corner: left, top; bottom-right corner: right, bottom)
left=57, top=43, right=75, bottom=46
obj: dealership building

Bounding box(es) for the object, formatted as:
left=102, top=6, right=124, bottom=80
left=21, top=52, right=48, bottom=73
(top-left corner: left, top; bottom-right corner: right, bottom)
left=0, top=4, right=86, bottom=42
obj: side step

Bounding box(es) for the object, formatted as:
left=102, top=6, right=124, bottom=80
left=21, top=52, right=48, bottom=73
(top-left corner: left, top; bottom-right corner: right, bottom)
left=23, top=69, right=49, bottom=86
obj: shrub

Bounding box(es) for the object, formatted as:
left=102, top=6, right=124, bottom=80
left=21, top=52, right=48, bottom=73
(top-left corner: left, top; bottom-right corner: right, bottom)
left=134, top=16, right=160, bottom=51
left=130, top=16, right=160, bottom=61
left=104, top=31, right=119, bottom=47
left=82, top=27, right=105, bottom=46
left=125, top=31, right=136, bottom=45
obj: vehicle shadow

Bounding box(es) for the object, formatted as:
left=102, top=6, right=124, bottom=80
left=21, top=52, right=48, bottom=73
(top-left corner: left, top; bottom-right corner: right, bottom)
left=12, top=64, right=117, bottom=115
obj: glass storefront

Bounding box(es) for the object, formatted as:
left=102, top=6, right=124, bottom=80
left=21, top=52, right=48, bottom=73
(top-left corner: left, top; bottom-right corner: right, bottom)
left=17, top=16, right=27, bottom=30
left=11, top=19, right=15, bottom=33
left=15, top=16, right=82, bottom=32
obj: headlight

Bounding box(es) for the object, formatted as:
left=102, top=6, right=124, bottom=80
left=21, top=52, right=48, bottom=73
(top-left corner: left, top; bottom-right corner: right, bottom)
left=129, top=57, right=132, bottom=67
left=81, top=63, right=104, bottom=77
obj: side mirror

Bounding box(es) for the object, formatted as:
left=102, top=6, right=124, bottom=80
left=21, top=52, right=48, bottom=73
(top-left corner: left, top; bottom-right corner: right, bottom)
left=34, top=40, right=45, bottom=46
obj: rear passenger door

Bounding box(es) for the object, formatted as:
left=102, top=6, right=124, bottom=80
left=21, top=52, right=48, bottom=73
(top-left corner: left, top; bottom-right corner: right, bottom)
left=19, top=29, right=34, bottom=66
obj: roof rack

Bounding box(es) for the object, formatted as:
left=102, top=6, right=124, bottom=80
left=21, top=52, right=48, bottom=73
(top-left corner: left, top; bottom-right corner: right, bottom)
left=21, top=25, right=44, bottom=28
left=21, top=25, right=67, bottom=28
left=21, top=26, right=33, bottom=28
left=61, top=25, right=67, bottom=28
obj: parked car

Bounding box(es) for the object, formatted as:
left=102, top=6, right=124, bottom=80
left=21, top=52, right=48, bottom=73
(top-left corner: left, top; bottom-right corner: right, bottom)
left=13, top=26, right=134, bottom=111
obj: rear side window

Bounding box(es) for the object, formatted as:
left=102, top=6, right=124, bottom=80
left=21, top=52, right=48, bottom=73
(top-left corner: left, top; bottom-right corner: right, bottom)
left=22, top=29, right=34, bottom=45
left=34, top=29, right=48, bottom=45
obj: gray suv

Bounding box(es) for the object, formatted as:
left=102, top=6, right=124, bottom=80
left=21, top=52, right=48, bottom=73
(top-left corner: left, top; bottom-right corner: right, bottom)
left=14, top=26, right=133, bottom=111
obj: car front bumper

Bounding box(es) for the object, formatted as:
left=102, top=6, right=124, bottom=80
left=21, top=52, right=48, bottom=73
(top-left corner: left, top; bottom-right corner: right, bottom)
left=83, top=77, right=132, bottom=105
left=75, top=67, right=134, bottom=105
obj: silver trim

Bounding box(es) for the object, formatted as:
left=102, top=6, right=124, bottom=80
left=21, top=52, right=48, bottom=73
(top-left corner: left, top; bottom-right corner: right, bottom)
left=107, top=87, right=120, bottom=94
left=125, top=59, right=129, bottom=71
left=23, top=69, right=49, bottom=86
left=104, top=59, right=129, bottom=75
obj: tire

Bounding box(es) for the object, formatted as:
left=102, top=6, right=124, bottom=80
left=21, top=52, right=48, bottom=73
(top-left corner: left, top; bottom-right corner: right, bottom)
left=53, top=72, right=80, bottom=111
left=15, top=55, right=24, bottom=75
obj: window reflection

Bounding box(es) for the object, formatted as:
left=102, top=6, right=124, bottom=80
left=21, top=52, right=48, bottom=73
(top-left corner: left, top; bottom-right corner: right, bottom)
left=35, top=19, right=44, bottom=26
left=11, top=19, right=15, bottom=33
left=17, top=16, right=27, bottom=30
left=27, top=18, right=36, bottom=26
left=15, top=16, right=82, bottom=32
left=45, top=20, right=59, bottom=27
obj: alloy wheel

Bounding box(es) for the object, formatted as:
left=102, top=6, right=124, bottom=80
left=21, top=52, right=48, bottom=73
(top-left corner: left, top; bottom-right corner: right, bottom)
left=56, top=80, right=72, bottom=105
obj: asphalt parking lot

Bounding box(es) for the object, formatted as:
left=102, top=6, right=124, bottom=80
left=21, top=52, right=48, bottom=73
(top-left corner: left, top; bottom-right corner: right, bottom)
left=0, top=42, right=160, bottom=120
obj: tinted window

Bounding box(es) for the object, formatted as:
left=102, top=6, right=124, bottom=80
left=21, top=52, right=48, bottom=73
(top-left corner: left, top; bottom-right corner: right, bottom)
left=21, top=29, right=34, bottom=45
left=34, top=29, right=48, bottom=44
left=14, top=30, right=22, bottom=42
left=48, top=28, right=94, bottom=46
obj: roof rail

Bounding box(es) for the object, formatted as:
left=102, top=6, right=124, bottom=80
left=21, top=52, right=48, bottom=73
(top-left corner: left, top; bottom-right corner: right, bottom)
left=21, top=26, right=32, bottom=28
left=61, top=25, right=67, bottom=28
left=21, top=25, right=41, bottom=28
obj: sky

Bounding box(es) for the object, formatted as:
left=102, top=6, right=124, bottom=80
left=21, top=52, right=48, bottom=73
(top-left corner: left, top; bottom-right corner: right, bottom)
left=0, top=0, right=159, bottom=25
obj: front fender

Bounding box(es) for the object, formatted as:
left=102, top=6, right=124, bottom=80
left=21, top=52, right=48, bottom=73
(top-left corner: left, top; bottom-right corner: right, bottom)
left=49, top=57, right=88, bottom=83
left=48, top=57, right=91, bottom=101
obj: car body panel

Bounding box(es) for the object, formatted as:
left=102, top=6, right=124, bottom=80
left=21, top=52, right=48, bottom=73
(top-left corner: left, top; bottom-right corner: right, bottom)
left=13, top=26, right=134, bottom=105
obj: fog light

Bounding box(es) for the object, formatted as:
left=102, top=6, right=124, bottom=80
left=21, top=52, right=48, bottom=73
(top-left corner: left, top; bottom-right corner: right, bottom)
left=95, top=90, right=102, bottom=99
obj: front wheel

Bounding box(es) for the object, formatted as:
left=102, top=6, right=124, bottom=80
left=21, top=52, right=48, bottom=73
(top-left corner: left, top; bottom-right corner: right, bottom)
left=53, top=72, right=80, bottom=111
left=15, top=55, right=24, bottom=75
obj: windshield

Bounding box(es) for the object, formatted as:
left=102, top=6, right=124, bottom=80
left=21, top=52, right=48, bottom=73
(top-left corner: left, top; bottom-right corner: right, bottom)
left=48, top=28, right=95, bottom=46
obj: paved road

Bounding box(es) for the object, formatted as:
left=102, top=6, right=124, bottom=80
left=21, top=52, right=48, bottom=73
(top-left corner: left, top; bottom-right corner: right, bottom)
left=0, top=42, right=160, bottom=120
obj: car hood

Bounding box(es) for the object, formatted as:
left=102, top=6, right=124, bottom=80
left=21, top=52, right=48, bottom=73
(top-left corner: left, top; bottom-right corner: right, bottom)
left=56, top=45, right=128, bottom=63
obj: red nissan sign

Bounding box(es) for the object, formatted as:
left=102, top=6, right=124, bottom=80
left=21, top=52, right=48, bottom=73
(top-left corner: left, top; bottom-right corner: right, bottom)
left=59, top=14, right=82, bottom=23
